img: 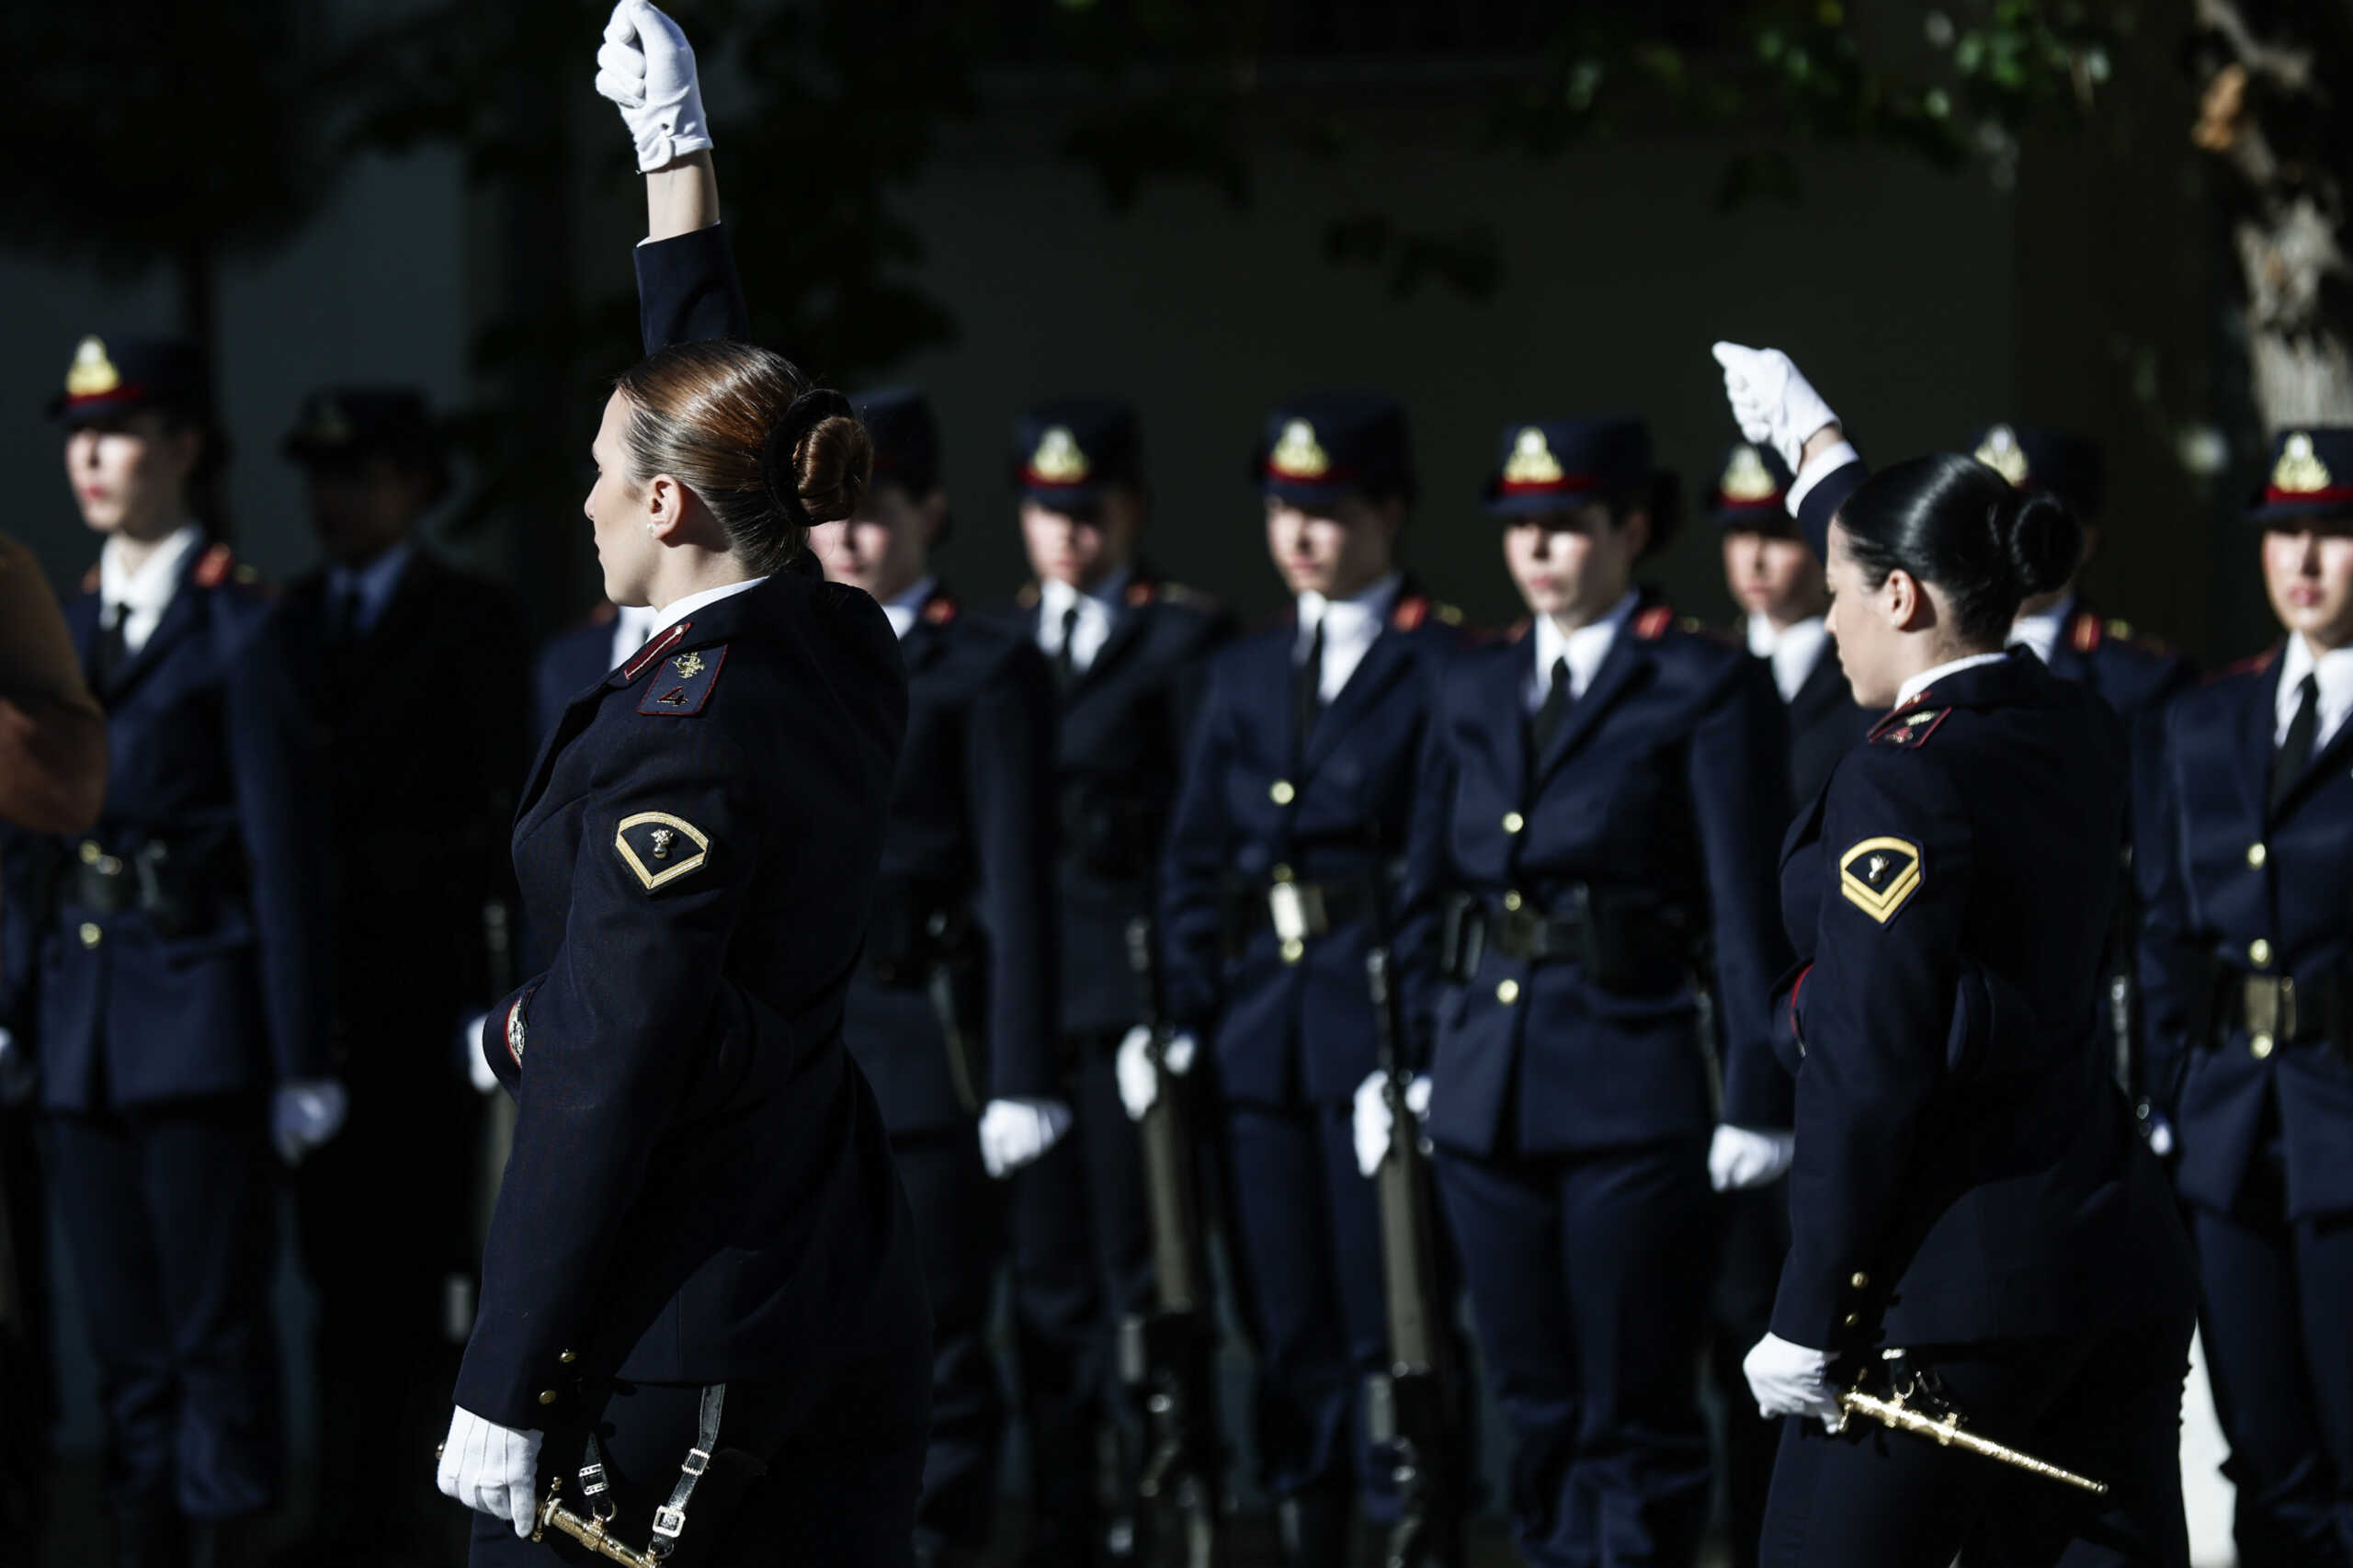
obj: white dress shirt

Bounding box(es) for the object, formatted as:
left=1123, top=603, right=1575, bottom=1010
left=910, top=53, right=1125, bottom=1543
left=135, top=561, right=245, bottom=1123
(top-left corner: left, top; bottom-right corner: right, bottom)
left=882, top=575, right=940, bottom=642
left=1746, top=613, right=1831, bottom=705
left=2275, top=633, right=2353, bottom=751
left=1036, top=568, right=1131, bottom=675
left=97, top=522, right=203, bottom=655
left=1526, top=591, right=1641, bottom=712
left=1296, top=573, right=1403, bottom=705
left=2010, top=593, right=2075, bottom=668
left=610, top=604, right=668, bottom=671
left=1895, top=650, right=2010, bottom=710
left=324, top=541, right=415, bottom=639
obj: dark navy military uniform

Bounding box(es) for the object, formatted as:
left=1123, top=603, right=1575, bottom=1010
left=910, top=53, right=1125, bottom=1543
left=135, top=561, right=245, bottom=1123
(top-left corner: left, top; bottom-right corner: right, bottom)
left=460, top=222, right=931, bottom=1566
left=534, top=610, right=631, bottom=741
left=1160, top=392, right=1461, bottom=1548
left=2139, top=426, right=2353, bottom=1567
left=1763, top=646, right=2195, bottom=1567
left=1399, top=420, right=1794, bottom=1568
left=994, top=396, right=1233, bottom=1564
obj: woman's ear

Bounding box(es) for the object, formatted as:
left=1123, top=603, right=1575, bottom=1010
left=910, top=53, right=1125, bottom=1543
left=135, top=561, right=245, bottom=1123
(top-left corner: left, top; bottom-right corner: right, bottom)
left=644, top=472, right=687, bottom=541
left=1884, top=567, right=1932, bottom=632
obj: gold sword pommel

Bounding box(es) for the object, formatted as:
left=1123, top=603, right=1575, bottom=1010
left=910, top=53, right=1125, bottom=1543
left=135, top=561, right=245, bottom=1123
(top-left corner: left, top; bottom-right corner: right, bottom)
left=1837, top=1386, right=2110, bottom=1497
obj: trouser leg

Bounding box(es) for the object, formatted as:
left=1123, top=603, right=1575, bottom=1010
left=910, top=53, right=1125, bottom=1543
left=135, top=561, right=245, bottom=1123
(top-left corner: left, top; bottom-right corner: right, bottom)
left=892, top=1128, right=1009, bottom=1558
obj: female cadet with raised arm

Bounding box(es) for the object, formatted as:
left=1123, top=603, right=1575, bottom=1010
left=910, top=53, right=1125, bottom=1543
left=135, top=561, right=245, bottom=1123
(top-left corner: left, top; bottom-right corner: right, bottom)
left=434, top=6, right=929, bottom=1562
left=1714, top=347, right=2195, bottom=1568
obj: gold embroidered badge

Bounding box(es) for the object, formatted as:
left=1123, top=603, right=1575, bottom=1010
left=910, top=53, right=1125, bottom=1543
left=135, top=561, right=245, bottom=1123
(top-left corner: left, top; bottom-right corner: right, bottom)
left=1973, top=426, right=2029, bottom=486
left=2274, top=432, right=2332, bottom=495
left=616, top=812, right=710, bottom=892
left=1839, top=836, right=1924, bottom=925
left=1029, top=426, right=1089, bottom=483
left=1268, top=420, right=1330, bottom=480
left=1503, top=427, right=1564, bottom=486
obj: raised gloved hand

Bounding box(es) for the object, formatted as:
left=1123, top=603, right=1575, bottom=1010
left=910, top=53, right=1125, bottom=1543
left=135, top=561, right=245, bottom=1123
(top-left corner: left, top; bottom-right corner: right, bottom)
left=1350, top=1069, right=1434, bottom=1179
left=461, top=1013, right=501, bottom=1095
left=1708, top=1124, right=1796, bottom=1192
left=1711, top=343, right=1839, bottom=474
left=978, top=1096, right=1074, bottom=1178
left=1113, top=1027, right=1198, bottom=1121
left=595, top=0, right=712, bottom=173
left=1744, top=1333, right=1844, bottom=1429
left=437, top=1405, right=544, bottom=1539
left=272, top=1079, right=348, bottom=1165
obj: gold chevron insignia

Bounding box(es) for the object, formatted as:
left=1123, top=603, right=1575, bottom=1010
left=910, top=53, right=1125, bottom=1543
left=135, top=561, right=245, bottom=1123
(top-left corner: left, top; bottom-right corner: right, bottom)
left=616, top=812, right=711, bottom=892
left=1839, top=836, right=1924, bottom=925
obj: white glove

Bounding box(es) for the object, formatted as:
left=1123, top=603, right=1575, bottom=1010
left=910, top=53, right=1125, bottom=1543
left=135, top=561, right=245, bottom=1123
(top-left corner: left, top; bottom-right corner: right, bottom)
left=1351, top=1070, right=1433, bottom=1178
left=595, top=1, right=713, bottom=173
left=1709, top=1124, right=1796, bottom=1192
left=463, top=1013, right=500, bottom=1094
left=1711, top=343, right=1839, bottom=473
left=437, top=1404, right=544, bottom=1539
left=1744, top=1333, right=1845, bottom=1430
left=978, top=1096, right=1074, bottom=1178
left=272, top=1079, right=349, bottom=1165
left=0, top=1028, right=31, bottom=1107
left=1113, top=1027, right=1198, bottom=1120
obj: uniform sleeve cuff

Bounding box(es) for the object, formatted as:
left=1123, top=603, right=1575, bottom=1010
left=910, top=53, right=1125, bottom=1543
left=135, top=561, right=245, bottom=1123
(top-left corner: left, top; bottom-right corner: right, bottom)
left=1787, top=440, right=1861, bottom=517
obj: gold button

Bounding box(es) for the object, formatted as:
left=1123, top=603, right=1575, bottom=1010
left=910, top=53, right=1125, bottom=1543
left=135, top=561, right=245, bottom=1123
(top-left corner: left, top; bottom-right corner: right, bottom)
left=559, top=1350, right=577, bottom=1365
left=1270, top=779, right=1296, bottom=805
left=78, top=840, right=101, bottom=866
left=1502, top=812, right=1526, bottom=835
left=78, top=922, right=101, bottom=949
left=2252, top=1032, right=2275, bottom=1061
left=1843, top=1312, right=1862, bottom=1328
left=2247, top=843, right=2268, bottom=869
left=1496, top=979, right=1520, bottom=1005
left=2250, top=938, right=2273, bottom=968
left=1503, top=891, right=1523, bottom=913
left=538, top=1389, right=558, bottom=1405
left=1271, top=863, right=1294, bottom=884
left=1280, top=938, right=1305, bottom=965
left=1850, top=1272, right=1870, bottom=1290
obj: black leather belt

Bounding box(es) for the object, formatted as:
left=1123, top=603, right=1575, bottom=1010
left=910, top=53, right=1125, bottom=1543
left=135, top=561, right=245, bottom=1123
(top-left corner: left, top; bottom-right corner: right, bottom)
left=1441, top=886, right=1695, bottom=993
left=2208, top=964, right=2351, bottom=1060
left=1229, top=873, right=1374, bottom=964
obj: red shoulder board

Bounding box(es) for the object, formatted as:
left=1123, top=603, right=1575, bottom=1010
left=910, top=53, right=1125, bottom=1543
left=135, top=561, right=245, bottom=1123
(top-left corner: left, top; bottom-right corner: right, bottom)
left=1125, top=578, right=1158, bottom=609
left=1633, top=605, right=1675, bottom=641
left=2070, top=611, right=2102, bottom=653
left=1870, top=706, right=1950, bottom=748
left=80, top=563, right=101, bottom=595
left=192, top=543, right=235, bottom=589
left=924, top=596, right=958, bottom=626
left=619, top=620, right=690, bottom=684
left=1391, top=596, right=1429, bottom=632
left=639, top=643, right=728, bottom=717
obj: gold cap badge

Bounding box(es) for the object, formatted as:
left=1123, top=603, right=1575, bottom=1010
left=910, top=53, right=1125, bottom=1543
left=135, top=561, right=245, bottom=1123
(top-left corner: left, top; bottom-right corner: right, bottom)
left=1973, top=425, right=2029, bottom=486
left=2274, top=431, right=2332, bottom=495
left=1268, top=419, right=1330, bottom=480
left=1029, top=425, right=1089, bottom=483
left=1503, top=427, right=1564, bottom=486
left=65, top=336, right=120, bottom=399
left=1720, top=444, right=1778, bottom=502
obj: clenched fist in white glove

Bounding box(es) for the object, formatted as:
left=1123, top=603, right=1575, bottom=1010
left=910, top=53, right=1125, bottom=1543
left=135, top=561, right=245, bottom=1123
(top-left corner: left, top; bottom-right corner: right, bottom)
left=272, top=1079, right=348, bottom=1166
left=1113, top=1027, right=1197, bottom=1121
left=595, top=1, right=713, bottom=173
left=978, top=1096, right=1074, bottom=1178
left=437, top=1404, right=544, bottom=1538
left=1711, top=343, right=1839, bottom=475
left=1708, top=1124, right=1796, bottom=1192
left=1351, top=1070, right=1433, bottom=1178
left=1744, top=1334, right=1844, bottom=1430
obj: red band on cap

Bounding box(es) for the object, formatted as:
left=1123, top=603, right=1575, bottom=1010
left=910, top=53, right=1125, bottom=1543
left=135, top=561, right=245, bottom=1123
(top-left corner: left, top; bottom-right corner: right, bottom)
left=1497, top=472, right=1600, bottom=496
left=1020, top=468, right=1087, bottom=490
left=2264, top=483, right=2353, bottom=506
left=1712, top=494, right=1785, bottom=512
left=64, top=382, right=149, bottom=409
left=1265, top=460, right=1358, bottom=484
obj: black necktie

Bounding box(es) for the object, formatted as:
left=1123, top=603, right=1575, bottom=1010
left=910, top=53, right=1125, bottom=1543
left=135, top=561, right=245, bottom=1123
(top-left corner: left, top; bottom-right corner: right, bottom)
left=1295, top=618, right=1326, bottom=756
left=2272, top=673, right=2320, bottom=812
left=93, top=602, right=129, bottom=686
left=1053, top=604, right=1082, bottom=691
left=1530, top=656, right=1572, bottom=757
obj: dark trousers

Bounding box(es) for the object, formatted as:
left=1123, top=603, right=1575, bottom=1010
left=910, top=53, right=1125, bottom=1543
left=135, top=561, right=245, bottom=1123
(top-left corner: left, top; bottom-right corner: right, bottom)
left=894, top=1126, right=1011, bottom=1555
left=2191, top=1137, right=2353, bottom=1567
left=468, top=1349, right=931, bottom=1566
left=1756, top=1313, right=2192, bottom=1568
left=2, top=1098, right=52, bottom=1539
left=1223, top=1101, right=1392, bottom=1513
left=44, top=1096, right=282, bottom=1521
left=1709, top=1178, right=1789, bottom=1568
left=1006, top=1046, right=1154, bottom=1553
left=1434, top=1138, right=1711, bottom=1568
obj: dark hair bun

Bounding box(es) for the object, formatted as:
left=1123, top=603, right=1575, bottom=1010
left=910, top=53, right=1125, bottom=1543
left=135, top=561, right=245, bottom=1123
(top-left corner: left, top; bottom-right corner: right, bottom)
left=1993, top=488, right=2083, bottom=600
left=794, top=415, right=872, bottom=527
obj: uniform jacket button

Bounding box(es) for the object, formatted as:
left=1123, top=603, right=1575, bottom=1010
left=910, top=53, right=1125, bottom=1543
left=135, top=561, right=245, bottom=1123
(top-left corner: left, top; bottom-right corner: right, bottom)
left=1849, top=1271, right=1870, bottom=1290
left=1496, top=979, right=1520, bottom=1005
left=1269, top=779, right=1295, bottom=805
left=2246, top=842, right=2268, bottom=869
left=78, top=922, right=102, bottom=949
left=538, top=1389, right=559, bottom=1405
left=1843, top=1312, right=1862, bottom=1328
left=2249, top=937, right=2273, bottom=968
left=2251, top=1033, right=2275, bottom=1061
left=1501, top=812, right=1525, bottom=835
left=559, top=1349, right=577, bottom=1364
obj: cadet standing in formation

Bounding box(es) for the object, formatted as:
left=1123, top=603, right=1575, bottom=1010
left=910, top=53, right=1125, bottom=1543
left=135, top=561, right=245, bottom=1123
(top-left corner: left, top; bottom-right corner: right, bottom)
left=2141, top=426, right=2353, bottom=1568
left=3, top=334, right=340, bottom=1568
left=1159, top=393, right=1461, bottom=1565
left=998, top=397, right=1229, bottom=1564
left=278, top=387, right=532, bottom=1560
left=1390, top=417, right=1794, bottom=1568
left=813, top=383, right=1066, bottom=1567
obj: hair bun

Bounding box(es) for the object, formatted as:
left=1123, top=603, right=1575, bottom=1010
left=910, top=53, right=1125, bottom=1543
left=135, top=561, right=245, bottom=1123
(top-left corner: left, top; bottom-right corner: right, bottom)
left=1992, top=488, right=2083, bottom=600
left=758, top=389, right=870, bottom=528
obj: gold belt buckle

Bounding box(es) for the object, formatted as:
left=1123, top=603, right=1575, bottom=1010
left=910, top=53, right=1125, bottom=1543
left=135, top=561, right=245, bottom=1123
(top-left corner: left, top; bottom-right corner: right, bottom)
left=2244, top=975, right=2297, bottom=1053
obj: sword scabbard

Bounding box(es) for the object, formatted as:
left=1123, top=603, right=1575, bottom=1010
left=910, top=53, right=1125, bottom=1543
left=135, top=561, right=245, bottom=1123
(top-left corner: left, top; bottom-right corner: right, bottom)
left=1838, top=1389, right=2111, bottom=1498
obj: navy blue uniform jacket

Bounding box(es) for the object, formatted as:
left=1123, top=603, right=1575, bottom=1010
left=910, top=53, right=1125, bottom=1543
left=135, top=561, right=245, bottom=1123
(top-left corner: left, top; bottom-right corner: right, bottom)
left=453, top=223, right=926, bottom=1430
left=1403, top=604, right=1795, bottom=1157
left=3, top=546, right=330, bottom=1110
left=535, top=613, right=623, bottom=743
left=1785, top=641, right=1876, bottom=808
left=1161, top=593, right=1460, bottom=1107
left=845, top=590, right=1061, bottom=1133
left=1775, top=653, right=2191, bottom=1352
left=2142, top=648, right=2353, bottom=1220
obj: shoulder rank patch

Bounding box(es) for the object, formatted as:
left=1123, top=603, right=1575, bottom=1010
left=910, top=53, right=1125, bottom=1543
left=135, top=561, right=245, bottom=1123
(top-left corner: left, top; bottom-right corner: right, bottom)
left=639, top=644, right=727, bottom=716
left=2069, top=610, right=2102, bottom=653
left=1839, top=836, right=1924, bottom=924
left=192, top=543, right=235, bottom=590
left=615, top=812, right=711, bottom=892
left=1633, top=604, right=1675, bottom=641
left=1870, top=706, right=1949, bottom=748
left=1392, top=596, right=1430, bottom=632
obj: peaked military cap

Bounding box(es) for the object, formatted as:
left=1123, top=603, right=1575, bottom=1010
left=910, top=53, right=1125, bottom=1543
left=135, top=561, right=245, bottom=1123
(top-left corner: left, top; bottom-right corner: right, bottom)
left=1012, top=396, right=1143, bottom=508
left=50, top=333, right=211, bottom=424
left=1254, top=392, right=1415, bottom=507
left=2249, top=427, right=2353, bottom=526
left=858, top=387, right=943, bottom=498
left=1965, top=425, right=2104, bottom=520
left=1483, top=416, right=1652, bottom=519
left=282, top=386, right=444, bottom=472
left=1707, top=441, right=1794, bottom=528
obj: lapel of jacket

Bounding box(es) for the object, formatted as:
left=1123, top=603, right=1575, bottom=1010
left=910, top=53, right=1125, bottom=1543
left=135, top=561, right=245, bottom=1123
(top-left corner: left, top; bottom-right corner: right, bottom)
left=514, top=614, right=698, bottom=827
left=1302, top=627, right=1415, bottom=776
left=2238, top=649, right=2285, bottom=826
left=2269, top=650, right=2353, bottom=822
left=66, top=591, right=100, bottom=685
left=1530, top=616, right=1651, bottom=789
left=103, top=553, right=208, bottom=702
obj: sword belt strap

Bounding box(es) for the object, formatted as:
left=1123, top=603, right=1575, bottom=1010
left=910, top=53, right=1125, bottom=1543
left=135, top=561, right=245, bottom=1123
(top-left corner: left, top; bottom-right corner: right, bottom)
left=575, top=1381, right=726, bottom=1558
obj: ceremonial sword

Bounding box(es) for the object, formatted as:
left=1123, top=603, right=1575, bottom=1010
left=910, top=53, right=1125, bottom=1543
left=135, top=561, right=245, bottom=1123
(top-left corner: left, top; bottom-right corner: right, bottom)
left=1836, top=1381, right=2110, bottom=1497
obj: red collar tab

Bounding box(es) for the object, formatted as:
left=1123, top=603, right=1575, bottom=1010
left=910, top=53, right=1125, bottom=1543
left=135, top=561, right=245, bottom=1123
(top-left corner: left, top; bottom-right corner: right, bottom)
left=1392, top=595, right=1429, bottom=631
left=1124, top=578, right=1158, bottom=608
left=2069, top=611, right=2102, bottom=653
left=1870, top=704, right=1949, bottom=748
left=923, top=595, right=958, bottom=626
left=1633, top=605, right=1675, bottom=641
left=639, top=642, right=728, bottom=717
left=192, top=544, right=235, bottom=590
left=619, top=619, right=691, bottom=683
